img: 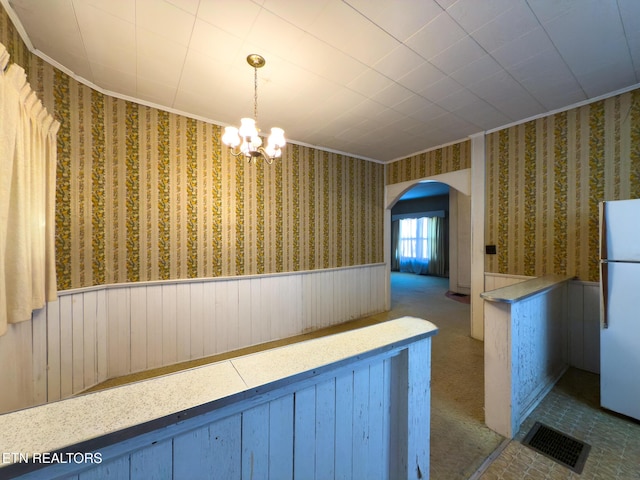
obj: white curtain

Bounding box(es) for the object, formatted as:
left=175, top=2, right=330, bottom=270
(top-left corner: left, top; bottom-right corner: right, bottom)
left=398, top=217, right=431, bottom=274
left=0, top=43, right=59, bottom=336
left=397, top=216, right=446, bottom=276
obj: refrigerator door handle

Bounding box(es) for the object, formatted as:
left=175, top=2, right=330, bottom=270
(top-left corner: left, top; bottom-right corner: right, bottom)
left=600, top=202, right=607, bottom=260
left=601, top=261, right=609, bottom=329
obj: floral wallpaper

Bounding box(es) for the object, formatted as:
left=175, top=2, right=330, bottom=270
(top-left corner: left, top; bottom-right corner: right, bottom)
left=385, top=140, right=471, bottom=185
left=1, top=7, right=384, bottom=291
left=61, top=86, right=383, bottom=290
left=485, top=90, right=640, bottom=282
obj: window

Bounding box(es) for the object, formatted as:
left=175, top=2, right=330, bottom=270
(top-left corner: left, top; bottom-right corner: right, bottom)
left=395, top=216, right=445, bottom=276
left=398, top=217, right=431, bottom=262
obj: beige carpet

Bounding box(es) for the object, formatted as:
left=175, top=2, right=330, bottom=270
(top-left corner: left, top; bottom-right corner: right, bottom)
left=85, top=272, right=504, bottom=479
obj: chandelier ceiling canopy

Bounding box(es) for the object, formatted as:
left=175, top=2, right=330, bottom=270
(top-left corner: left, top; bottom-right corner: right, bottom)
left=222, top=54, right=286, bottom=164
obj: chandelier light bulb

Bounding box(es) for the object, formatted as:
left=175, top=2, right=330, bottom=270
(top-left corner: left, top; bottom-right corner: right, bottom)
left=269, top=127, right=286, bottom=147
left=222, top=126, right=240, bottom=148
left=238, top=118, right=258, bottom=138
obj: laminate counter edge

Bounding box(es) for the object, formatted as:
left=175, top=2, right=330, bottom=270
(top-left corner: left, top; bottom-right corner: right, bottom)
left=480, top=274, right=574, bottom=304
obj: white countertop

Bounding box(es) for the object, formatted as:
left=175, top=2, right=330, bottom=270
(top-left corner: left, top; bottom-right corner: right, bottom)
left=0, top=316, right=437, bottom=469
left=480, top=274, right=573, bottom=304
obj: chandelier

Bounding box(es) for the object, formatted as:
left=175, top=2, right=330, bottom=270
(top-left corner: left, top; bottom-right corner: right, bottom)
left=222, top=54, right=286, bottom=164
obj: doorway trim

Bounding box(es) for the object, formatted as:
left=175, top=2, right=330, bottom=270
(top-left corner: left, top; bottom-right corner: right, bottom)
left=384, top=143, right=485, bottom=340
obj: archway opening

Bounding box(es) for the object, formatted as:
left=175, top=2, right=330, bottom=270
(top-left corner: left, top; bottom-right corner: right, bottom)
left=384, top=169, right=474, bottom=335
left=390, top=181, right=451, bottom=277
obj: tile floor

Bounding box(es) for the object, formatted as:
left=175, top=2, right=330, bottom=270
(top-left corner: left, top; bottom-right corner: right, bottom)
left=478, top=368, right=640, bottom=480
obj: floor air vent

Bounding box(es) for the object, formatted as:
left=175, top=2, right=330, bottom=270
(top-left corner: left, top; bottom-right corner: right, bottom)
left=522, top=422, right=590, bottom=474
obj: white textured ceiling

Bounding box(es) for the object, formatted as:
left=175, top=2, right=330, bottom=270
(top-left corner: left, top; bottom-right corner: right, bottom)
left=6, top=0, right=640, bottom=162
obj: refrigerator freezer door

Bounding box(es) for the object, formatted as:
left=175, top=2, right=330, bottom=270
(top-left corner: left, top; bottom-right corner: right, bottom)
left=602, top=199, right=640, bottom=261
left=601, top=261, right=640, bottom=421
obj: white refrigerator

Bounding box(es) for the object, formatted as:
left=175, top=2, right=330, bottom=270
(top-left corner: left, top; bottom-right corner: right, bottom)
left=600, top=198, right=640, bottom=421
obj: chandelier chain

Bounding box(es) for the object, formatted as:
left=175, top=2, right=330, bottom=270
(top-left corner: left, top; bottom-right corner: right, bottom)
left=253, top=65, right=258, bottom=124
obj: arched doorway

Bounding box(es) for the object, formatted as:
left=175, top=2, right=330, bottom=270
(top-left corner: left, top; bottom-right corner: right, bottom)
left=384, top=169, right=476, bottom=335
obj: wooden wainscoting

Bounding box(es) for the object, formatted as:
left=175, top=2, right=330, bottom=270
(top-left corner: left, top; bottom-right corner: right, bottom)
left=484, top=273, right=601, bottom=375
left=0, top=264, right=386, bottom=415
left=567, top=280, right=600, bottom=374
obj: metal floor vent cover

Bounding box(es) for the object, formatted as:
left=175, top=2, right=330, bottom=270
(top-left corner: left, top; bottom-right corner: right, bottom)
left=522, top=422, right=591, bottom=474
